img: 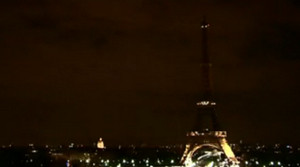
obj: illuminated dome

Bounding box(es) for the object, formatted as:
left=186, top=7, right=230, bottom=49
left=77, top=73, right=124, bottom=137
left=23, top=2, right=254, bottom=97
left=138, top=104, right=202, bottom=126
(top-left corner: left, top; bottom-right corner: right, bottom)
left=97, top=137, right=105, bottom=149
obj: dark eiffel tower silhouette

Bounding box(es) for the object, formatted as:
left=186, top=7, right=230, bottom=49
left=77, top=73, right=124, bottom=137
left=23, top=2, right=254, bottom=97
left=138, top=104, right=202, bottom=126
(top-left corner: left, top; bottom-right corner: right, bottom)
left=180, top=19, right=239, bottom=166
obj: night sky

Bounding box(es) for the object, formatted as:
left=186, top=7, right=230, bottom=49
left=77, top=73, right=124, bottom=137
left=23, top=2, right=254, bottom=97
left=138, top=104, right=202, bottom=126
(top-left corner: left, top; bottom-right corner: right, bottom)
left=0, top=0, right=299, bottom=146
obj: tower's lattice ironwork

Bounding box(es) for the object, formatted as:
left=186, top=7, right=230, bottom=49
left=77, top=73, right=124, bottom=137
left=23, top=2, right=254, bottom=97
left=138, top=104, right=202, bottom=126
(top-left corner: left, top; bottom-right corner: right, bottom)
left=180, top=19, right=239, bottom=166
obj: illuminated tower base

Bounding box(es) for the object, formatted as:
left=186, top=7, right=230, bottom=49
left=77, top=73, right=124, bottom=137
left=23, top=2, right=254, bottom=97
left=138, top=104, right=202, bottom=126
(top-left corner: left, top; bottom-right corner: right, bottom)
left=181, top=101, right=239, bottom=166
left=181, top=129, right=239, bottom=166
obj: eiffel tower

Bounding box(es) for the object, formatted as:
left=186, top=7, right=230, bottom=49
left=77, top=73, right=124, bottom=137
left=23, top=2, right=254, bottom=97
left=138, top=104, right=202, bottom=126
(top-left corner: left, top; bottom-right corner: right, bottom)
left=180, top=19, right=239, bottom=166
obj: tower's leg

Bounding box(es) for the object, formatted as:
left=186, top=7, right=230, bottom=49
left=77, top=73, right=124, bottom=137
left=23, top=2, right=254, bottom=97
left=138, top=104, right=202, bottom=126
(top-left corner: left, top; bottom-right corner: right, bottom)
left=180, top=143, right=191, bottom=164
left=219, top=138, right=239, bottom=164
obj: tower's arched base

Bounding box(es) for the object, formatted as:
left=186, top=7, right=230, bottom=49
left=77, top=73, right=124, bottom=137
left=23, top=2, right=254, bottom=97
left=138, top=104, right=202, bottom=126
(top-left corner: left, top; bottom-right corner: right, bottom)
left=181, top=131, right=239, bottom=167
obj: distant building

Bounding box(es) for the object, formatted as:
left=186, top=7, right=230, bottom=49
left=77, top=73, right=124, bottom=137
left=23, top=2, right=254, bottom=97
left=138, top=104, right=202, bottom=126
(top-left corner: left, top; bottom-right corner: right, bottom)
left=97, top=137, right=105, bottom=149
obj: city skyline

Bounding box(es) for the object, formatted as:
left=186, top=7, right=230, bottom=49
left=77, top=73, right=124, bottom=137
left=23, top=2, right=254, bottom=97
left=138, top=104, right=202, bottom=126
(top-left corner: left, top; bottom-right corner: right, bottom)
left=0, top=0, right=299, bottom=146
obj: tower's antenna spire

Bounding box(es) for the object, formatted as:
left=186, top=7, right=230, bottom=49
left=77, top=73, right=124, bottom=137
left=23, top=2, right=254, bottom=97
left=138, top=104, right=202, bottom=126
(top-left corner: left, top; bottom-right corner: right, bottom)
left=196, top=17, right=219, bottom=131
left=200, top=16, right=213, bottom=100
